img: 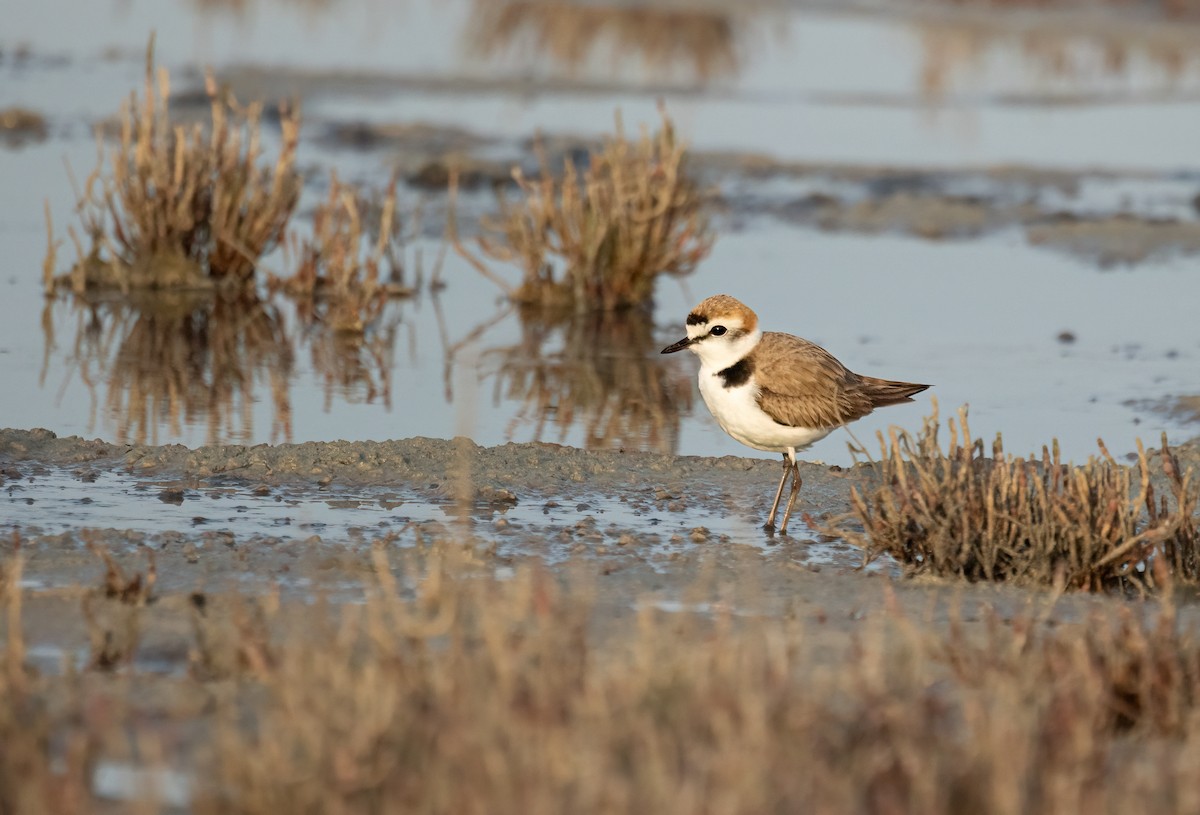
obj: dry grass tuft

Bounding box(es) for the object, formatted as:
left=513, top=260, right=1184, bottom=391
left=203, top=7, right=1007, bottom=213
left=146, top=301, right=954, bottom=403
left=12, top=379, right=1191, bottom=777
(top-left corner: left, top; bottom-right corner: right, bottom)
left=836, top=402, right=1200, bottom=592
left=83, top=545, right=157, bottom=670
left=0, top=555, right=99, bottom=815
left=916, top=18, right=1200, bottom=102
left=456, top=109, right=713, bottom=311
left=9, top=545, right=1200, bottom=812
left=47, top=38, right=301, bottom=294
left=466, top=0, right=740, bottom=81
left=273, top=173, right=414, bottom=335
left=185, top=552, right=1200, bottom=814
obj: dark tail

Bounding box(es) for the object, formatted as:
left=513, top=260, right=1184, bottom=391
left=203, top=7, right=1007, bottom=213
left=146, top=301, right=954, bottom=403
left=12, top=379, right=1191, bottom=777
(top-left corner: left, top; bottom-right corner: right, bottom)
left=860, top=377, right=930, bottom=409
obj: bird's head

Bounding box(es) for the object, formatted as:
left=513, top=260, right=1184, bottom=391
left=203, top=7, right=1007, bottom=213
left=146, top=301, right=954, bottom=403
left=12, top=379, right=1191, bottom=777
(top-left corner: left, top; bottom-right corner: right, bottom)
left=661, top=294, right=761, bottom=369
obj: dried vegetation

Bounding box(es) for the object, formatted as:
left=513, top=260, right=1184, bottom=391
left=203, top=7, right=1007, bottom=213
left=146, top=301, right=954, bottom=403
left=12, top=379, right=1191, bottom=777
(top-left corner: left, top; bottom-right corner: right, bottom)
left=47, top=41, right=301, bottom=294
left=916, top=17, right=1200, bottom=102
left=44, top=40, right=415, bottom=344
left=7, top=543, right=1200, bottom=813
left=456, top=110, right=713, bottom=311
left=466, top=0, right=741, bottom=80
left=273, top=173, right=422, bottom=334
left=838, top=403, right=1200, bottom=592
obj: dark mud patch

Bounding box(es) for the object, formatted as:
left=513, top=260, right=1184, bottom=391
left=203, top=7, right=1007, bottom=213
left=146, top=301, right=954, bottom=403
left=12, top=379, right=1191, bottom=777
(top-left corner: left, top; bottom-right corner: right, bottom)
left=1130, top=394, right=1200, bottom=431
left=1026, top=214, right=1200, bottom=265
left=1, top=430, right=883, bottom=592
left=718, top=162, right=1200, bottom=263
left=297, top=107, right=1200, bottom=264
left=778, top=195, right=1200, bottom=264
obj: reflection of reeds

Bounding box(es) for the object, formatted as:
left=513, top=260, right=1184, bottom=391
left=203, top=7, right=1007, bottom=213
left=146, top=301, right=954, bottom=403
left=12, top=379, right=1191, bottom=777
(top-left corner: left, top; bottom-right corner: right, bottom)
left=45, top=291, right=295, bottom=445
left=47, top=38, right=300, bottom=293
left=466, top=0, right=740, bottom=80
left=481, top=307, right=694, bottom=453
left=457, top=109, right=713, bottom=312
left=835, top=402, right=1200, bottom=592
left=306, top=307, right=404, bottom=412
left=917, top=19, right=1200, bottom=101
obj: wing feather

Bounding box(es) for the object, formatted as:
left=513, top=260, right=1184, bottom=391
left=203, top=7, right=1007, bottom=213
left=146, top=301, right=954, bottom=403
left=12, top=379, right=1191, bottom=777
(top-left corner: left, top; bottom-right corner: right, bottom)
left=753, top=333, right=928, bottom=429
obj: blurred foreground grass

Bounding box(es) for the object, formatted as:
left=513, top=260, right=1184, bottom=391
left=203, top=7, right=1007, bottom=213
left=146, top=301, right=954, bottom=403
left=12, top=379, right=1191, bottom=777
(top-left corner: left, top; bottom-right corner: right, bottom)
left=5, top=538, right=1200, bottom=814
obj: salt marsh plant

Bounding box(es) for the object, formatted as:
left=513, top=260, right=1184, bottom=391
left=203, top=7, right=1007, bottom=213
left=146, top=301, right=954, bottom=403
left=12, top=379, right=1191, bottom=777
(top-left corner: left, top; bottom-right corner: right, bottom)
left=273, top=173, right=414, bottom=335
left=178, top=555, right=1200, bottom=813
left=9, top=544, right=1200, bottom=812
left=0, top=557, right=99, bottom=815
left=466, top=0, right=740, bottom=81
left=457, top=109, right=714, bottom=311
left=45, top=40, right=301, bottom=293
left=838, top=403, right=1200, bottom=592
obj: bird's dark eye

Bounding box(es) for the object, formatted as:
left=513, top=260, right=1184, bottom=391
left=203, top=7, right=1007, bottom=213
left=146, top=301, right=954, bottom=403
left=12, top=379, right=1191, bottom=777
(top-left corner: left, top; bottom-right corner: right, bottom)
left=710, top=325, right=727, bottom=336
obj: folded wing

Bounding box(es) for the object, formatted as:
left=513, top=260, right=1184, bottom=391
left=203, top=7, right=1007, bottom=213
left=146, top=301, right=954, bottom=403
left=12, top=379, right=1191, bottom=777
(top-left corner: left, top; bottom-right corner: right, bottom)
left=754, top=332, right=929, bottom=429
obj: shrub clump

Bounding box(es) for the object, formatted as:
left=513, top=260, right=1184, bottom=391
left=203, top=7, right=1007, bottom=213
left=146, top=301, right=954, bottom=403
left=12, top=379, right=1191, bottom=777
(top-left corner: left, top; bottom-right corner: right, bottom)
left=459, top=109, right=714, bottom=311
left=46, top=40, right=301, bottom=294
left=838, top=403, right=1200, bottom=592
left=272, top=173, right=411, bottom=335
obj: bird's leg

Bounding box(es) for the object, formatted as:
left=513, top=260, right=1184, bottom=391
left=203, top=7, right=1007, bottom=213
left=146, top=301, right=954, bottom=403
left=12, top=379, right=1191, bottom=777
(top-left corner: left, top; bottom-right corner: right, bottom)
left=778, top=456, right=803, bottom=536
left=763, top=454, right=792, bottom=532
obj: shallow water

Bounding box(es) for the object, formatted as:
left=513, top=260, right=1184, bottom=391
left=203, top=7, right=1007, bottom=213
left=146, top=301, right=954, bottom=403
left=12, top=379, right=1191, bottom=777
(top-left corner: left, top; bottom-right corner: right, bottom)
left=2, top=463, right=877, bottom=573
left=3, top=0, right=1200, bottom=474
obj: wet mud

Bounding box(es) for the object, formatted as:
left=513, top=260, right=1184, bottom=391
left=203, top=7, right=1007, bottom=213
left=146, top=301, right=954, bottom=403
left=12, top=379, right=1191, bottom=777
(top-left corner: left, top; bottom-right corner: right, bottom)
left=5, top=428, right=1199, bottom=632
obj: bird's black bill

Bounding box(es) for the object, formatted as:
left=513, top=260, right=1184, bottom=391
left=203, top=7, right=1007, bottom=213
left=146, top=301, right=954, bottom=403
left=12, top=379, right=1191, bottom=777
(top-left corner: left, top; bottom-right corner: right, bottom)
left=660, top=337, right=694, bottom=354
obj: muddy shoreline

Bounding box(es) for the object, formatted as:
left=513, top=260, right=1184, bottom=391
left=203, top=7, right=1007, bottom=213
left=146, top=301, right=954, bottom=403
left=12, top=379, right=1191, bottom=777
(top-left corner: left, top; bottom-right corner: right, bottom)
left=5, top=427, right=1198, bottom=622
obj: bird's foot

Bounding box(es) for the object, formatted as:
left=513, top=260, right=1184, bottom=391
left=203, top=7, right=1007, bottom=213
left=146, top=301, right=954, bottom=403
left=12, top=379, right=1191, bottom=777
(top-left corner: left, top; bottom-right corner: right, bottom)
left=762, top=521, right=777, bottom=535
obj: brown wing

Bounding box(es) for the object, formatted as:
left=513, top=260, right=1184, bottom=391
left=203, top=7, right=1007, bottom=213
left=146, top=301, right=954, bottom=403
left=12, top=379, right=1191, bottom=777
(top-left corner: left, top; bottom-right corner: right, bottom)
left=753, top=332, right=929, bottom=429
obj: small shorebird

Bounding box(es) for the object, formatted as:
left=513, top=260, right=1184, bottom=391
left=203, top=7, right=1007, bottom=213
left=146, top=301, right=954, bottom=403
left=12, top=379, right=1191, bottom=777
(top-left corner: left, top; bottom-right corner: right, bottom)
left=661, top=294, right=929, bottom=535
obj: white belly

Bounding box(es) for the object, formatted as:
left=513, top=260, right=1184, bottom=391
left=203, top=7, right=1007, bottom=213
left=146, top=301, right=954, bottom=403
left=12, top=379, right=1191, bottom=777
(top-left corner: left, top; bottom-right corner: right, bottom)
left=698, top=370, right=833, bottom=454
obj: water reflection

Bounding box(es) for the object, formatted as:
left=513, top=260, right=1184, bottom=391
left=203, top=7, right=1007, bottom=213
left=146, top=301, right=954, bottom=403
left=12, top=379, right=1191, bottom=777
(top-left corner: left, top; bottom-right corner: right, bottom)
left=303, top=309, right=404, bottom=410
left=42, top=291, right=294, bottom=446
left=41, top=290, right=690, bottom=453
left=472, top=307, right=694, bottom=454
left=916, top=20, right=1200, bottom=101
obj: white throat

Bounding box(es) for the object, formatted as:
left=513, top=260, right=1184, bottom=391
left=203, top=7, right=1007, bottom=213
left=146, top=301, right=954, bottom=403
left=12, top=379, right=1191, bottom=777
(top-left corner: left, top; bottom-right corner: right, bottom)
left=690, top=327, right=762, bottom=373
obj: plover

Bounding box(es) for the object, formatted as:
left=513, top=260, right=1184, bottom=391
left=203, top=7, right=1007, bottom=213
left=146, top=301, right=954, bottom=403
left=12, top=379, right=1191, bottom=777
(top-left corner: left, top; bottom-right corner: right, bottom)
left=661, top=294, right=929, bottom=535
